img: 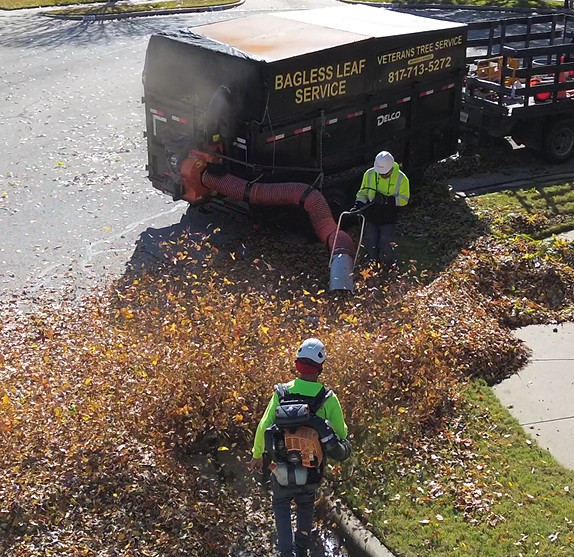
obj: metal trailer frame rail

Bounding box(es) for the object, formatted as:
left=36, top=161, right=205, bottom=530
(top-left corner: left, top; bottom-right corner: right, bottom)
left=461, top=13, right=574, bottom=162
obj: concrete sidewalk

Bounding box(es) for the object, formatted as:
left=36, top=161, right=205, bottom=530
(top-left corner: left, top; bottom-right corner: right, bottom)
left=493, top=322, right=574, bottom=470
left=449, top=160, right=574, bottom=472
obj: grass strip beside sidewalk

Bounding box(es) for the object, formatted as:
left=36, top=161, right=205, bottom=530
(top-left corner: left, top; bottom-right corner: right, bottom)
left=338, top=380, right=574, bottom=556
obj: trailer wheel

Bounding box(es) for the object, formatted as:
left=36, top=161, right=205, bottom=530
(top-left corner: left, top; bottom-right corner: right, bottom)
left=543, top=120, right=574, bottom=163
left=325, top=186, right=354, bottom=221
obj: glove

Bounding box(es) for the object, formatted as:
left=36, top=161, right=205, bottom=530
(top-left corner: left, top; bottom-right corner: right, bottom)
left=351, top=200, right=366, bottom=212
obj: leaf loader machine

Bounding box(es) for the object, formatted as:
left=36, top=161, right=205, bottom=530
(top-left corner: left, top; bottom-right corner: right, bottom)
left=142, top=5, right=468, bottom=290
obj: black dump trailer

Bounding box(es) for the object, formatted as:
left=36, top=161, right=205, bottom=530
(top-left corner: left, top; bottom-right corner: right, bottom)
left=462, top=13, right=574, bottom=162
left=142, top=5, right=467, bottom=209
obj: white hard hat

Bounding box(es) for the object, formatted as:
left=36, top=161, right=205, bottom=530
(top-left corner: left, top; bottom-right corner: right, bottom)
left=374, top=151, right=394, bottom=174
left=296, top=338, right=326, bottom=364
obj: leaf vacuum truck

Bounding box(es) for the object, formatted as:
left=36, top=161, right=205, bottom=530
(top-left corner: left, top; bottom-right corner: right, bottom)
left=142, top=4, right=468, bottom=290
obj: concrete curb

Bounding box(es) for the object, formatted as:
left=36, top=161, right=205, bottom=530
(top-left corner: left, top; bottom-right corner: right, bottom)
left=319, top=493, right=396, bottom=557
left=42, top=1, right=574, bottom=23
left=42, top=0, right=243, bottom=21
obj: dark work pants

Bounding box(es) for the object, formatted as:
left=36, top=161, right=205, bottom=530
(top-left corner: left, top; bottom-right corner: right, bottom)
left=271, top=478, right=316, bottom=556
left=364, top=221, right=397, bottom=265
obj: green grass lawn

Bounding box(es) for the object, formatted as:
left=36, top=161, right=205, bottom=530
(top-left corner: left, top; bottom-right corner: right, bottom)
left=347, top=0, right=563, bottom=8
left=0, top=0, right=236, bottom=11
left=470, top=183, right=574, bottom=239
left=338, top=380, right=574, bottom=556
left=396, top=152, right=574, bottom=274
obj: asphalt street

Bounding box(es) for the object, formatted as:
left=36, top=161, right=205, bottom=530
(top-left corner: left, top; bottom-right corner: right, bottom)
left=0, top=0, right=339, bottom=307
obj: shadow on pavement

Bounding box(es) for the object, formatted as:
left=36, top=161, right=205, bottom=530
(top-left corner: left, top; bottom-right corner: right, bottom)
left=0, top=12, right=161, bottom=49
left=0, top=1, right=241, bottom=50
left=122, top=203, right=254, bottom=283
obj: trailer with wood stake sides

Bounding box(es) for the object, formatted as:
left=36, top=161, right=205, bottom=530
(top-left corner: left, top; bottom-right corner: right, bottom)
left=462, top=13, right=574, bottom=163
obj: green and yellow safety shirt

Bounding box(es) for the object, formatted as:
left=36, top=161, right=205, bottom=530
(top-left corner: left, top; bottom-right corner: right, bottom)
left=356, top=162, right=410, bottom=207
left=252, top=378, right=348, bottom=459
left=355, top=162, right=410, bottom=225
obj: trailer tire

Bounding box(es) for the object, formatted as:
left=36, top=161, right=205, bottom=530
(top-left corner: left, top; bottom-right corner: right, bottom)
left=543, top=120, right=574, bottom=163
left=325, top=187, right=352, bottom=221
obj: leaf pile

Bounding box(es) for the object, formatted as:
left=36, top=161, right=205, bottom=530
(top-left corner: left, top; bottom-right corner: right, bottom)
left=1, top=184, right=574, bottom=555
